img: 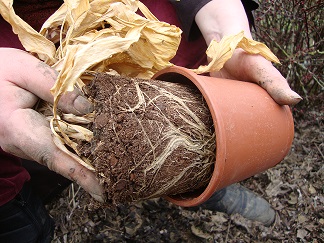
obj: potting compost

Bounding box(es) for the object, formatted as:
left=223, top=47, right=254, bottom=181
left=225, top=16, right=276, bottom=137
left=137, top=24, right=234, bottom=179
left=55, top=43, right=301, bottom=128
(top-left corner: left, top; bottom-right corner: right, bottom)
left=78, top=73, right=216, bottom=204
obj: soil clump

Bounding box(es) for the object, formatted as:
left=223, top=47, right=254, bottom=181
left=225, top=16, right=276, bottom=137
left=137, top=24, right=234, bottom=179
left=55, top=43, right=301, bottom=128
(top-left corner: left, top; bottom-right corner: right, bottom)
left=78, top=73, right=216, bottom=205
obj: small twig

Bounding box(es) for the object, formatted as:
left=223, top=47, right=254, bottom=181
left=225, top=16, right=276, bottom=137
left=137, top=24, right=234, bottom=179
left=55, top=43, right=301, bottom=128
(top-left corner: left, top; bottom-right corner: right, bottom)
left=66, top=184, right=81, bottom=220
left=102, top=225, right=124, bottom=234
left=225, top=219, right=231, bottom=243
left=69, top=183, right=76, bottom=208
left=315, top=143, right=324, bottom=160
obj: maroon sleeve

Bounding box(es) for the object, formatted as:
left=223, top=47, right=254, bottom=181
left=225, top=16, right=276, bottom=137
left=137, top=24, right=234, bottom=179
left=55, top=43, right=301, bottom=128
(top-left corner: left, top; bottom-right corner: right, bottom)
left=0, top=0, right=63, bottom=48
left=141, top=0, right=208, bottom=69
left=0, top=148, right=30, bottom=206
left=12, top=0, right=63, bottom=31
left=0, top=15, right=30, bottom=207
left=0, top=16, right=24, bottom=49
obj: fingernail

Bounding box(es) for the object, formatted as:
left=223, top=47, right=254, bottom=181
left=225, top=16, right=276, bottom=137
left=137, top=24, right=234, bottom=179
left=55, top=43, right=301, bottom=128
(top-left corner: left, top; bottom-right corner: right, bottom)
left=74, top=96, right=94, bottom=114
left=290, top=91, right=303, bottom=105
left=89, top=192, right=106, bottom=203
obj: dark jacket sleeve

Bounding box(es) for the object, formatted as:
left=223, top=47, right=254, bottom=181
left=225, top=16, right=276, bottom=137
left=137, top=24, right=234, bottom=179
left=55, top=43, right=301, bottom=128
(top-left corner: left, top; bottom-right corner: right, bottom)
left=169, top=0, right=259, bottom=40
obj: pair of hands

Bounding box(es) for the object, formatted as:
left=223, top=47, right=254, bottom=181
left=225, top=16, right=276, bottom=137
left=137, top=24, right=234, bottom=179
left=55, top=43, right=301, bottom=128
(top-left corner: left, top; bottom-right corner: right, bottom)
left=0, top=46, right=301, bottom=203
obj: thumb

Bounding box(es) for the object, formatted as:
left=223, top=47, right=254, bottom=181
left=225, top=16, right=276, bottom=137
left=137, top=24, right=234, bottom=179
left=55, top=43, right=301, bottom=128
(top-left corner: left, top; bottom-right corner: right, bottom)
left=251, top=64, right=302, bottom=106
left=0, top=48, right=93, bottom=115
left=222, top=50, right=303, bottom=106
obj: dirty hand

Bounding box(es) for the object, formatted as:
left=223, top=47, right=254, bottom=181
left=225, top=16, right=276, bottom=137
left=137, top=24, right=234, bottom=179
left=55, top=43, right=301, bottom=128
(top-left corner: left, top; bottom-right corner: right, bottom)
left=0, top=48, right=104, bottom=202
left=195, top=0, right=302, bottom=106
left=209, top=49, right=302, bottom=105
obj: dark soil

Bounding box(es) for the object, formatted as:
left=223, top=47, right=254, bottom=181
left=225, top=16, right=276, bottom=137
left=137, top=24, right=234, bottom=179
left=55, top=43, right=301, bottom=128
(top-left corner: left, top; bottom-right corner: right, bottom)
left=48, top=101, right=323, bottom=242
left=79, top=73, right=215, bottom=205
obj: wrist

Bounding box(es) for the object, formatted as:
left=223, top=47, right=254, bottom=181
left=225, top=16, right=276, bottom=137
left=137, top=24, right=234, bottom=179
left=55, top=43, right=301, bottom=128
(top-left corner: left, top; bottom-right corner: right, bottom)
left=195, top=0, right=252, bottom=45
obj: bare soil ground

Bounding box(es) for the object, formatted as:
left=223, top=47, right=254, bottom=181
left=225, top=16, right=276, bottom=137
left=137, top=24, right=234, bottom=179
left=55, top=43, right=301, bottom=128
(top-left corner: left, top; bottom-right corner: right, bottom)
left=48, top=104, right=323, bottom=242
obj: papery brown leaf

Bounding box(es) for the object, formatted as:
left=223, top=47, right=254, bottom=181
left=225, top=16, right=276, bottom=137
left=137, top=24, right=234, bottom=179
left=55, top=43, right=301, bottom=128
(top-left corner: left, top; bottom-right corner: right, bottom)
left=193, top=31, right=280, bottom=74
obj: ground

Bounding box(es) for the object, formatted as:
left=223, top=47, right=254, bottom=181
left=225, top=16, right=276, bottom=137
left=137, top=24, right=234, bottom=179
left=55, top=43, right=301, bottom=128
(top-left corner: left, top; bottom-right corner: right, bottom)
left=48, top=106, right=323, bottom=242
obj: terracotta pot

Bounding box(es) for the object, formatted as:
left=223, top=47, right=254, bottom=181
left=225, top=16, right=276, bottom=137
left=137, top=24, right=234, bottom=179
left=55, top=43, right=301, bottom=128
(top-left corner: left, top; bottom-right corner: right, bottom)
left=152, top=66, right=294, bottom=207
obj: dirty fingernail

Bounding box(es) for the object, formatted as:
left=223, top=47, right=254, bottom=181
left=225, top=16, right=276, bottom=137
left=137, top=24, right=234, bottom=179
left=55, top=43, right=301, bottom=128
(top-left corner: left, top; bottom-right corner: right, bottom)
left=74, top=96, right=94, bottom=114
left=289, top=91, right=303, bottom=105
left=89, top=192, right=106, bottom=203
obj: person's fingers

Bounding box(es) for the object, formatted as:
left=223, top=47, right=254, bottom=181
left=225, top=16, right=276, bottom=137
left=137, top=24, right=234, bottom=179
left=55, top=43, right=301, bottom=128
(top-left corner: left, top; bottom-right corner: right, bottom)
left=0, top=48, right=56, bottom=102
left=58, top=88, right=94, bottom=115
left=210, top=50, right=302, bottom=106
left=0, top=48, right=93, bottom=115
left=45, top=139, right=105, bottom=203
left=0, top=107, right=104, bottom=202
left=251, top=64, right=302, bottom=106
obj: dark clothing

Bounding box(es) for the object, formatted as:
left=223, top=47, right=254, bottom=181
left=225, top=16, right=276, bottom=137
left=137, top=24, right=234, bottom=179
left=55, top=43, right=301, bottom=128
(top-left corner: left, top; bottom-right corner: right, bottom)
left=13, top=0, right=64, bottom=31
left=170, top=0, right=259, bottom=40
left=0, top=183, right=54, bottom=243
left=0, top=16, right=24, bottom=50
left=170, top=0, right=212, bottom=40
left=22, top=160, right=72, bottom=205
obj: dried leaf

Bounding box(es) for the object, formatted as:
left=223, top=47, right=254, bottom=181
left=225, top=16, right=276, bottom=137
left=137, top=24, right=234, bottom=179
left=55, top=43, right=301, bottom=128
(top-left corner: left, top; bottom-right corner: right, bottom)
left=193, top=31, right=280, bottom=74
left=65, top=0, right=90, bottom=24
left=191, top=225, right=212, bottom=240
left=237, top=35, right=280, bottom=63
left=52, top=135, right=95, bottom=171
left=287, top=192, right=298, bottom=205
left=54, top=120, right=93, bottom=142
left=297, top=214, right=308, bottom=224
left=210, top=213, right=228, bottom=224
left=308, top=184, right=317, bottom=194
left=51, top=33, right=142, bottom=106
left=62, top=113, right=93, bottom=124
left=297, top=229, right=308, bottom=240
